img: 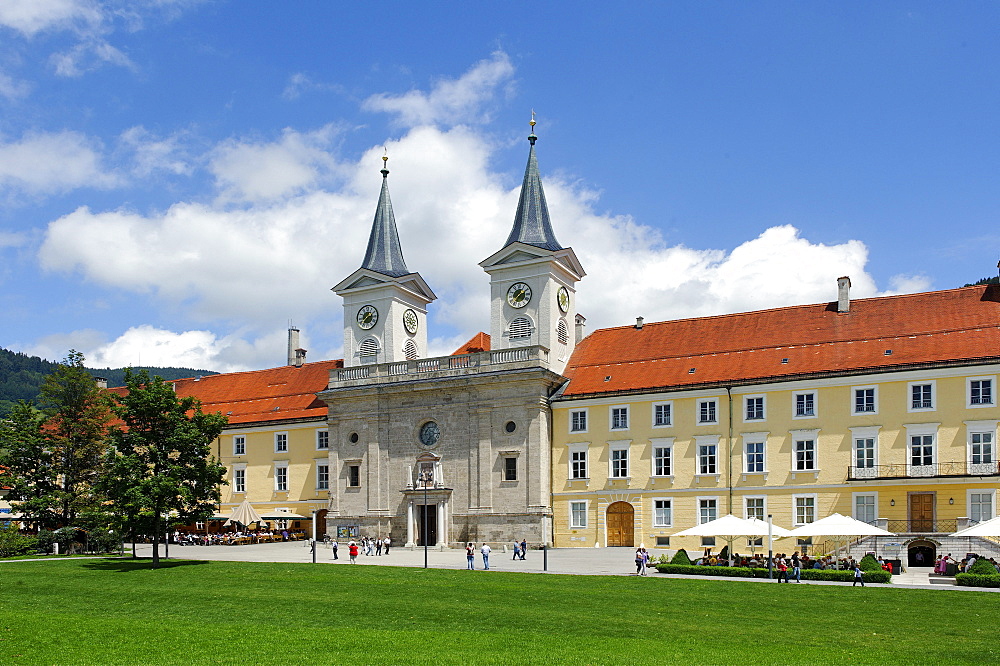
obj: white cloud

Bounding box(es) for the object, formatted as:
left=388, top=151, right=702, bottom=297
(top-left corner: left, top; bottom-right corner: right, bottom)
left=282, top=72, right=345, bottom=101
left=363, top=51, right=515, bottom=127
left=0, top=130, right=120, bottom=194
left=0, top=0, right=101, bottom=37
left=118, top=125, right=193, bottom=177
left=0, top=230, right=27, bottom=248
left=0, top=70, right=31, bottom=100
left=50, top=37, right=134, bottom=77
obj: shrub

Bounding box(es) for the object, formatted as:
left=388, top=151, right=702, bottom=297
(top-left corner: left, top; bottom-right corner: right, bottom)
left=0, top=526, right=38, bottom=558
left=87, top=530, right=122, bottom=554
left=670, top=549, right=692, bottom=565
left=966, top=558, right=998, bottom=575
left=956, top=573, right=1000, bottom=588
left=858, top=554, right=882, bottom=571
left=35, top=530, right=56, bottom=554
left=654, top=562, right=891, bottom=584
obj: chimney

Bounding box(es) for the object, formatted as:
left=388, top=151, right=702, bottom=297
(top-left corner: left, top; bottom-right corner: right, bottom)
left=575, top=313, right=587, bottom=344
left=94, top=377, right=108, bottom=389
left=837, top=276, right=851, bottom=313
left=294, top=348, right=307, bottom=367
left=287, top=326, right=300, bottom=366
left=635, top=316, right=644, bottom=330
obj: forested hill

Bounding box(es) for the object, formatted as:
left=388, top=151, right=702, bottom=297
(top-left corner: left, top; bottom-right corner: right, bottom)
left=0, top=347, right=218, bottom=416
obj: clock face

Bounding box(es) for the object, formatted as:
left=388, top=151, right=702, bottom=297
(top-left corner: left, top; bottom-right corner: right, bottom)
left=507, top=282, right=532, bottom=308
left=419, top=421, right=440, bottom=448
left=357, top=305, right=378, bottom=329
left=557, top=286, right=570, bottom=313
left=403, top=308, right=418, bottom=334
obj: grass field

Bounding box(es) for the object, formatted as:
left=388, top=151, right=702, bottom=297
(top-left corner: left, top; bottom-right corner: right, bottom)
left=0, top=558, right=995, bottom=665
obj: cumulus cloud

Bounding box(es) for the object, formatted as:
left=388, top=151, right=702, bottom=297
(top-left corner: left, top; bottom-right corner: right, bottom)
left=0, top=130, right=120, bottom=194
left=0, top=0, right=101, bottom=37
left=363, top=51, right=515, bottom=127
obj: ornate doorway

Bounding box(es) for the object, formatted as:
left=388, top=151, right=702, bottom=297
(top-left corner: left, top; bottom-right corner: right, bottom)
left=606, top=501, right=635, bottom=547
left=418, top=504, right=437, bottom=546
left=315, top=509, right=328, bottom=540
left=907, top=540, right=936, bottom=567
left=909, top=492, right=935, bottom=532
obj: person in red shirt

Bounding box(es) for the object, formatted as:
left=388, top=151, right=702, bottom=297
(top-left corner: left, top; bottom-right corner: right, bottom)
left=348, top=541, right=359, bottom=563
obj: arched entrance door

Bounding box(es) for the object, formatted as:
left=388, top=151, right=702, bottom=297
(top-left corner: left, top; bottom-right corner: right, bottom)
left=908, top=540, right=936, bottom=567
left=606, top=502, right=635, bottom=547
left=315, top=509, right=328, bottom=540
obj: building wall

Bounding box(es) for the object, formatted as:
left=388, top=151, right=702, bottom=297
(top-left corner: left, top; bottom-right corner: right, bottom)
left=551, top=363, right=1000, bottom=551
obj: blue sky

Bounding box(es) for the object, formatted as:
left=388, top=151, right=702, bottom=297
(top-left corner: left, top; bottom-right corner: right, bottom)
left=1, top=1, right=998, bottom=371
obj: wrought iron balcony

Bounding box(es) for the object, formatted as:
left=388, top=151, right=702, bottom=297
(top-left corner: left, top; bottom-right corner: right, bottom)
left=885, top=519, right=957, bottom=534
left=847, top=461, right=999, bottom=481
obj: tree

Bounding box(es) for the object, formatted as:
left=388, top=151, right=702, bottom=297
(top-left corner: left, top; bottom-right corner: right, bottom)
left=0, top=351, right=111, bottom=529
left=103, top=369, right=228, bottom=568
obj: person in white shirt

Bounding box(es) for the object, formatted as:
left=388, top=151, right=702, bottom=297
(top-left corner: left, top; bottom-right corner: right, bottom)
left=481, top=543, right=492, bottom=569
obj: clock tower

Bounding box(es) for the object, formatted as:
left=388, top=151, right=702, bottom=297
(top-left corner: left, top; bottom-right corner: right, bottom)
left=480, top=119, right=585, bottom=375
left=333, top=156, right=436, bottom=367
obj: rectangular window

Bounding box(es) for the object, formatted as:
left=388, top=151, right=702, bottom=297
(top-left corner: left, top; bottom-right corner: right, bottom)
left=855, top=437, right=876, bottom=469
left=348, top=465, right=360, bottom=487
left=316, top=430, right=329, bottom=450
left=971, top=432, right=994, bottom=464
left=653, top=402, right=672, bottom=427
left=854, top=387, right=876, bottom=414
left=911, top=384, right=933, bottom=410
left=745, top=440, right=765, bottom=473
left=745, top=396, right=765, bottom=421
left=504, top=457, right=517, bottom=481
left=317, top=463, right=329, bottom=490
left=970, top=378, right=994, bottom=406
left=854, top=494, right=876, bottom=524
left=570, top=409, right=588, bottom=433
left=653, top=446, right=672, bottom=476
left=653, top=499, right=672, bottom=527
left=233, top=468, right=246, bottom=494
left=275, top=432, right=288, bottom=453
left=610, top=406, right=629, bottom=430
left=233, top=435, right=246, bottom=456
left=570, top=448, right=588, bottom=479
left=570, top=501, right=587, bottom=528
left=794, top=496, right=816, bottom=525
left=910, top=435, right=934, bottom=468
left=744, top=497, right=765, bottom=521
left=698, top=498, right=718, bottom=524
left=699, top=444, right=717, bottom=475
left=794, top=439, right=816, bottom=471
left=610, top=447, right=629, bottom=478
left=794, top=392, right=816, bottom=418
left=275, top=465, right=288, bottom=492
left=970, top=492, right=994, bottom=523
left=698, top=399, right=718, bottom=424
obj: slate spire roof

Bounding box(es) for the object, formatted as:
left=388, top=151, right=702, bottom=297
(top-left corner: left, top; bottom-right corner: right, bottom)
left=503, top=120, right=563, bottom=251
left=360, top=157, right=410, bottom=277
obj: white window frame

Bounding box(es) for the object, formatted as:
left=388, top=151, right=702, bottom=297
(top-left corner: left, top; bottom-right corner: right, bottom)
left=697, top=496, right=719, bottom=525
left=650, top=437, right=674, bottom=478
left=233, top=435, right=246, bottom=456
left=792, top=493, right=818, bottom=526
left=697, top=398, right=719, bottom=425
left=850, top=426, right=881, bottom=478
left=967, top=489, right=996, bottom=523
left=609, top=405, right=630, bottom=431
left=852, top=492, right=878, bottom=525
left=742, top=432, right=768, bottom=474
left=852, top=385, right=878, bottom=415
left=966, top=420, right=998, bottom=475
left=232, top=463, right=246, bottom=494
left=569, top=500, right=588, bottom=528
left=904, top=423, right=939, bottom=476
left=908, top=381, right=936, bottom=413
left=790, top=429, right=819, bottom=472
left=652, top=401, right=673, bottom=428
left=274, top=462, right=289, bottom=492
left=968, top=376, right=996, bottom=408
left=568, top=443, right=589, bottom=480
left=316, top=462, right=330, bottom=490
left=652, top=498, right=673, bottom=527
left=743, top=394, right=766, bottom=422
left=609, top=441, right=630, bottom=479
left=274, top=431, right=289, bottom=453
left=743, top=495, right=766, bottom=521
left=695, top=435, right=720, bottom=477
left=792, top=391, right=817, bottom=419
left=316, top=429, right=329, bottom=450
left=569, top=408, right=588, bottom=434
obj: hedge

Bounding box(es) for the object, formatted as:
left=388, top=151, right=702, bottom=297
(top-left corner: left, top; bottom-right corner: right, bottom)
left=956, top=573, right=1000, bottom=588
left=654, top=563, right=892, bottom=584
left=0, top=526, right=38, bottom=558
left=966, top=558, right=999, bottom=576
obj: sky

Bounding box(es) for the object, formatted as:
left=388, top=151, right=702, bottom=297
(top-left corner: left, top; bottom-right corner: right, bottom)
left=1, top=1, right=999, bottom=372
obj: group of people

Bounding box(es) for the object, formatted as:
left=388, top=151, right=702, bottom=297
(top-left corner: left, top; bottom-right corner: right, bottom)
left=933, top=553, right=1000, bottom=575
left=634, top=547, right=651, bottom=575
left=330, top=535, right=390, bottom=562
left=511, top=538, right=528, bottom=560
left=172, top=529, right=297, bottom=546
left=466, top=542, right=492, bottom=569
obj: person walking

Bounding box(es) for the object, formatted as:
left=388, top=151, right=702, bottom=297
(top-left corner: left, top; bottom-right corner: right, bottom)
left=635, top=547, right=645, bottom=575
left=331, top=539, right=339, bottom=560
left=348, top=541, right=359, bottom=564
left=519, top=538, right=527, bottom=560
left=852, top=563, right=865, bottom=587
left=466, top=542, right=475, bottom=570
left=383, top=536, right=391, bottom=555
left=481, top=542, right=492, bottom=570
left=791, top=552, right=801, bottom=583
left=640, top=548, right=650, bottom=576
left=512, top=539, right=520, bottom=560
left=776, top=557, right=789, bottom=583
left=376, top=538, right=383, bottom=556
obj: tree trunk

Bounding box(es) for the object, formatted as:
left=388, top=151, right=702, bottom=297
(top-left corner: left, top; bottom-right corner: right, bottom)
left=152, top=511, right=160, bottom=569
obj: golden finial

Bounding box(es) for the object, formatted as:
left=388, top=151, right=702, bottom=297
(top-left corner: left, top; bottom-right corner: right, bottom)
left=528, top=110, right=537, bottom=145
left=381, top=147, right=389, bottom=176
left=530, top=110, right=536, bottom=128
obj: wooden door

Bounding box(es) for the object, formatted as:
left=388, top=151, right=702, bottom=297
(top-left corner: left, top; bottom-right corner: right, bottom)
left=909, top=493, right=934, bottom=532
left=606, top=502, right=635, bottom=547
left=418, top=505, right=437, bottom=546
left=315, top=509, right=328, bottom=539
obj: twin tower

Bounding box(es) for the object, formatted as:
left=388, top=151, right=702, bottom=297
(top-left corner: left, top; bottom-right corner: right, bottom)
left=332, top=123, right=587, bottom=374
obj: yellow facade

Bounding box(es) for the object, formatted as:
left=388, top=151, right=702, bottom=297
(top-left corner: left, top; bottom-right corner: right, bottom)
left=552, top=364, right=1000, bottom=553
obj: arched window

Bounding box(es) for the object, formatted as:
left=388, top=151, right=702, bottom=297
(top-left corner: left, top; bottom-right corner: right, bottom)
left=509, top=317, right=532, bottom=340
left=557, top=319, right=569, bottom=345
left=403, top=340, right=418, bottom=360
left=358, top=338, right=380, bottom=364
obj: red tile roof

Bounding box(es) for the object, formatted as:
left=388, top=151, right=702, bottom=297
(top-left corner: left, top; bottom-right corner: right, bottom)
left=453, top=332, right=491, bottom=355
left=562, top=285, right=1000, bottom=398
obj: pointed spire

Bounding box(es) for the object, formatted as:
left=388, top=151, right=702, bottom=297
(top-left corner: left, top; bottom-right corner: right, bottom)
left=360, top=151, right=410, bottom=277
left=503, top=113, right=563, bottom=251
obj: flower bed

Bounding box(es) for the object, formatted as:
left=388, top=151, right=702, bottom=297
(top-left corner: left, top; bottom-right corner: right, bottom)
left=654, top=563, right=892, bottom=584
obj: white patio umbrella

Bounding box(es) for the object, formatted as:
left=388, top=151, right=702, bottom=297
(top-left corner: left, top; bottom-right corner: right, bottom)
left=949, top=515, right=1000, bottom=537
left=673, top=514, right=793, bottom=564
left=787, top=513, right=894, bottom=563
left=224, top=499, right=262, bottom=528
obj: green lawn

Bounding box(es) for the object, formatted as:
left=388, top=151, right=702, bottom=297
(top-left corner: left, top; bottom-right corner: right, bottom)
left=0, top=558, right=995, bottom=665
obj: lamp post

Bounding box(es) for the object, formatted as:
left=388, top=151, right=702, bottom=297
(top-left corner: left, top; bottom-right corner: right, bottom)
left=418, top=469, right=432, bottom=569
